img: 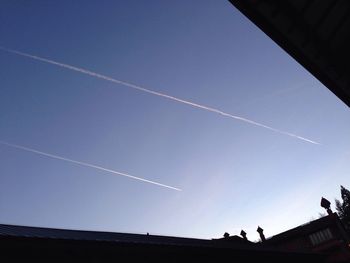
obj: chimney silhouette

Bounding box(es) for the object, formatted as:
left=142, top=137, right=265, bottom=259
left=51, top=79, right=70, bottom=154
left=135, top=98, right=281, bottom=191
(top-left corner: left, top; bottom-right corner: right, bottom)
left=257, top=226, right=266, bottom=242
left=320, top=197, right=333, bottom=215
left=240, top=230, right=248, bottom=240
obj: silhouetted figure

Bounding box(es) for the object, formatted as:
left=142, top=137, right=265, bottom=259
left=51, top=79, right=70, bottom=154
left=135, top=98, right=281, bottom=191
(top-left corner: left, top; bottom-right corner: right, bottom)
left=240, top=230, right=248, bottom=241
left=320, top=197, right=333, bottom=215
left=257, top=226, right=266, bottom=242
left=223, top=232, right=230, bottom=239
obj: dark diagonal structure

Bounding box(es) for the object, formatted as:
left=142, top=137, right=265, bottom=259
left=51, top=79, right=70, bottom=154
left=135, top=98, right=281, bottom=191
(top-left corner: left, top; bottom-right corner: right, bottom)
left=229, top=0, right=350, bottom=107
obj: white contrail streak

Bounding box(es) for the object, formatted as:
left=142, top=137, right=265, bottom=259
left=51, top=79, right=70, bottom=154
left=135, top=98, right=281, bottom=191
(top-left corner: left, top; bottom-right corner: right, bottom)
left=0, top=140, right=182, bottom=191
left=0, top=46, right=320, bottom=145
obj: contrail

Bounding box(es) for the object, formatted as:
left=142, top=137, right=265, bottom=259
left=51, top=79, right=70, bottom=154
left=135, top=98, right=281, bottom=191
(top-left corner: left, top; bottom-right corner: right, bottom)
left=0, top=46, right=320, bottom=145
left=0, top=140, right=182, bottom=191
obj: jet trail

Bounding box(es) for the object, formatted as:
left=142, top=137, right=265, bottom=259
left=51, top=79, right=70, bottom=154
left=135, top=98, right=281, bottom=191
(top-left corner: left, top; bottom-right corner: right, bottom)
left=0, top=140, right=182, bottom=191
left=0, top=46, right=320, bottom=145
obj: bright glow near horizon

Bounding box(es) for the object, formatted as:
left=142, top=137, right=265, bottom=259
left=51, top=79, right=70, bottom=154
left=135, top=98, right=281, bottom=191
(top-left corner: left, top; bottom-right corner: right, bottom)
left=0, top=1, right=349, bottom=242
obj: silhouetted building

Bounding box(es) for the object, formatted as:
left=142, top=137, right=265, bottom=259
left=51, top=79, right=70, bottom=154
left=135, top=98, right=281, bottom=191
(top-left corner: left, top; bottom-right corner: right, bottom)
left=262, top=213, right=350, bottom=263
left=0, top=224, right=324, bottom=262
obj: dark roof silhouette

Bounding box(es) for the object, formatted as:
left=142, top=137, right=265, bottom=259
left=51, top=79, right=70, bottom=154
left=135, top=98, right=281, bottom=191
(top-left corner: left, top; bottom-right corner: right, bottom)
left=229, top=0, right=350, bottom=107
left=0, top=223, right=255, bottom=249
left=215, top=234, right=253, bottom=244
left=260, top=213, right=350, bottom=262
left=0, top=223, right=326, bottom=263
left=265, top=213, right=343, bottom=244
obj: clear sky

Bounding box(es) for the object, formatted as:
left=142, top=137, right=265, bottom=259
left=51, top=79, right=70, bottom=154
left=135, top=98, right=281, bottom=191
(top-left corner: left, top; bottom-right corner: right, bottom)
left=0, top=0, right=349, bottom=241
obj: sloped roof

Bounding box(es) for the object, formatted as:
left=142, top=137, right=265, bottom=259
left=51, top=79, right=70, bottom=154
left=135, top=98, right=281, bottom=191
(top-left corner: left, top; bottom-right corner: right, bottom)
left=0, top=223, right=255, bottom=250
left=229, top=0, right=350, bottom=107
left=265, top=213, right=338, bottom=244
left=0, top=223, right=327, bottom=262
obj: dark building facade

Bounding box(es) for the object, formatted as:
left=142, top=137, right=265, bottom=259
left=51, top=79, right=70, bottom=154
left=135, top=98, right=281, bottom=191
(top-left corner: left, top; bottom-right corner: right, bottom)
left=262, top=213, right=350, bottom=263
left=0, top=224, right=324, bottom=262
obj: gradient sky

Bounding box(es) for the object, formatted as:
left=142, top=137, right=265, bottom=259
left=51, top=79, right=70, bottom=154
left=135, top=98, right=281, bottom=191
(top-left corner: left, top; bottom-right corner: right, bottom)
left=0, top=0, right=349, bottom=241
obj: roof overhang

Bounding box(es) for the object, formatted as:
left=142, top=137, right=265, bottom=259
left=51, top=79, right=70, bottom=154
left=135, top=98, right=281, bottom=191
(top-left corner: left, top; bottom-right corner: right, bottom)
left=229, top=0, right=350, bottom=107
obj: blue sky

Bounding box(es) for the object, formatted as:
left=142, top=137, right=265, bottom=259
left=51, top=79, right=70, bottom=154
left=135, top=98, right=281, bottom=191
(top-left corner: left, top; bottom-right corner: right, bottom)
left=0, top=0, right=349, bottom=241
